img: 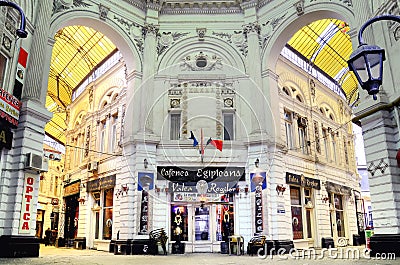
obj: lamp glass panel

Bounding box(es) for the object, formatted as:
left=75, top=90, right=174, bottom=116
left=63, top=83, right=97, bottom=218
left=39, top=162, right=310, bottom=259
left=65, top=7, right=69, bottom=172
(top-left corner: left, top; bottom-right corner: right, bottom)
left=352, top=55, right=369, bottom=82
left=367, top=53, right=382, bottom=79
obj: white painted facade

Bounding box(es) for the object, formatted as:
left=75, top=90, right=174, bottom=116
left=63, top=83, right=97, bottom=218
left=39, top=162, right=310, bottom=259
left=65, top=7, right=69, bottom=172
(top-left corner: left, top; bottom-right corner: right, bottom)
left=3, top=0, right=398, bottom=256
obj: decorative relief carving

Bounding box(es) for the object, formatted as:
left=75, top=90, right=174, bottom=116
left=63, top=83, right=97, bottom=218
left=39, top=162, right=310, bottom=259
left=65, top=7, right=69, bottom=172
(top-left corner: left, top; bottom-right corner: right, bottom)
left=113, top=15, right=144, bottom=54
left=261, top=12, right=287, bottom=46
left=212, top=31, right=248, bottom=56
left=197, top=28, right=206, bottom=40
left=243, top=22, right=261, bottom=36
left=99, top=4, right=110, bottom=20
left=53, top=0, right=91, bottom=14
left=294, top=0, right=304, bottom=16
left=143, top=23, right=159, bottom=37
left=157, top=32, right=189, bottom=56
left=309, top=0, right=352, bottom=7
left=180, top=51, right=222, bottom=71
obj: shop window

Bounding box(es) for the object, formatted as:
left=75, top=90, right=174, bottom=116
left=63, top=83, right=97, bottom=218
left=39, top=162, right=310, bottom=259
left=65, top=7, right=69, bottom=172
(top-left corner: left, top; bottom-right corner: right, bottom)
left=171, top=205, right=188, bottom=241
left=216, top=204, right=234, bottom=242
left=334, top=194, right=345, bottom=237
left=170, top=113, right=181, bottom=140
left=284, top=110, right=294, bottom=149
left=223, top=112, right=234, bottom=141
left=102, top=188, right=114, bottom=240
left=290, top=186, right=303, bottom=239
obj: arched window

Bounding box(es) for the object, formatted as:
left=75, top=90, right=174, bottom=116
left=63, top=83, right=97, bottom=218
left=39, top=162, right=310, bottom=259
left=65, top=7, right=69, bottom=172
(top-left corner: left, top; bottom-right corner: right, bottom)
left=282, top=86, right=290, bottom=96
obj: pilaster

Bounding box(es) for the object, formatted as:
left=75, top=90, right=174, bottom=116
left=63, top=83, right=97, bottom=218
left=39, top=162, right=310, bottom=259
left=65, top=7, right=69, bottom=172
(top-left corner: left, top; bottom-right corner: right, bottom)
left=22, top=0, right=53, bottom=104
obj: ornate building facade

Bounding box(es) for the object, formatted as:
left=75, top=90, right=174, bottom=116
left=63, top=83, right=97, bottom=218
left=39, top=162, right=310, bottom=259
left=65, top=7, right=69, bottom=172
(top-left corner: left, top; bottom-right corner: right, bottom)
left=0, top=0, right=398, bottom=257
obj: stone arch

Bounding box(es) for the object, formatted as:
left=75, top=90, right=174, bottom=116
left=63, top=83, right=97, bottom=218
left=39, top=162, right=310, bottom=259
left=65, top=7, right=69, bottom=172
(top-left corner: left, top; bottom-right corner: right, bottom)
left=262, top=5, right=355, bottom=72
left=158, top=36, right=246, bottom=75
left=49, top=11, right=141, bottom=73
left=97, top=86, right=120, bottom=110
left=73, top=110, right=86, bottom=126
left=277, top=73, right=309, bottom=105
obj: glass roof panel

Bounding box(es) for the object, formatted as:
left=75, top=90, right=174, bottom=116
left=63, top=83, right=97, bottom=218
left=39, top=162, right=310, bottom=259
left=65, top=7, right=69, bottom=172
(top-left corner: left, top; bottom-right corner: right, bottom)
left=286, top=18, right=357, bottom=104
left=45, top=25, right=116, bottom=145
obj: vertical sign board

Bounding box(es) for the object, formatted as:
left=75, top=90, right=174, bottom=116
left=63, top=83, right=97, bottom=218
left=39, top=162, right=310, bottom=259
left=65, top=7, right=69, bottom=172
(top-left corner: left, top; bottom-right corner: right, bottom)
left=13, top=47, right=28, bottom=100
left=0, top=87, right=22, bottom=128
left=139, top=190, right=149, bottom=234
left=255, top=185, right=263, bottom=233
left=19, top=174, right=36, bottom=234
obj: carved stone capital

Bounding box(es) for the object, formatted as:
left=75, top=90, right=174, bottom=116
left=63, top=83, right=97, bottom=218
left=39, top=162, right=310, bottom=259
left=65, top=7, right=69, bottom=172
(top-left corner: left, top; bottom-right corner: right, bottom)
left=143, top=23, right=159, bottom=37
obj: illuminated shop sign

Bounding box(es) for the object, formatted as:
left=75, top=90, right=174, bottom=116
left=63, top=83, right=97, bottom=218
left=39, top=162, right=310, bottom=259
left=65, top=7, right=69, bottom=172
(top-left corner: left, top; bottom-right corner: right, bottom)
left=168, top=181, right=238, bottom=194
left=0, top=87, right=22, bottom=127
left=285, top=172, right=321, bottom=190
left=157, top=166, right=245, bottom=182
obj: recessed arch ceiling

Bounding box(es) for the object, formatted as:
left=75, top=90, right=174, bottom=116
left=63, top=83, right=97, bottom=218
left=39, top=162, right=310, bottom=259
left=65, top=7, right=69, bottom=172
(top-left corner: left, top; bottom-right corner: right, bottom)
left=285, top=18, right=358, bottom=104
left=45, top=19, right=357, bottom=147
left=45, top=25, right=117, bottom=145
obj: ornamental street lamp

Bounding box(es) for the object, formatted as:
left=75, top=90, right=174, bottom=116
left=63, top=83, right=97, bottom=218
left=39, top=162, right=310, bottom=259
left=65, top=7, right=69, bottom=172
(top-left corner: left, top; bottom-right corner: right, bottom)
left=0, top=0, right=28, bottom=38
left=347, top=15, right=400, bottom=100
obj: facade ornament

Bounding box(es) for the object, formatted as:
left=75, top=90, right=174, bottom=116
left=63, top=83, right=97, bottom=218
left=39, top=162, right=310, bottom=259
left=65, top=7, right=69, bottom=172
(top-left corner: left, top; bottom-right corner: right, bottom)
left=142, top=23, right=159, bottom=37
left=53, top=0, right=91, bottom=14
left=294, top=0, right=305, bottom=16
left=212, top=31, right=248, bottom=56
left=243, top=22, right=261, bottom=36
left=181, top=51, right=222, bottom=71
left=99, top=4, right=110, bottom=21
left=113, top=15, right=144, bottom=54
left=157, top=32, right=189, bottom=56
left=197, top=28, right=206, bottom=40
left=261, top=12, right=288, bottom=46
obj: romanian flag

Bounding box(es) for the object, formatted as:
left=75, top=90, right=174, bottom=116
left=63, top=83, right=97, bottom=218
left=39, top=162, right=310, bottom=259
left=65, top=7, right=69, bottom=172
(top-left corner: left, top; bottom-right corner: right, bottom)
left=206, top=137, right=223, bottom=152
left=189, top=131, right=199, bottom=147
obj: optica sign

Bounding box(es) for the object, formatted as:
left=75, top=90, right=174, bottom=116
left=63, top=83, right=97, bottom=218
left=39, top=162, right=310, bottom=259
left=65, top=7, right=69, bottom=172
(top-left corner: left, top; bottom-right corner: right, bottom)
left=19, top=174, right=36, bottom=234
left=0, top=87, right=22, bottom=127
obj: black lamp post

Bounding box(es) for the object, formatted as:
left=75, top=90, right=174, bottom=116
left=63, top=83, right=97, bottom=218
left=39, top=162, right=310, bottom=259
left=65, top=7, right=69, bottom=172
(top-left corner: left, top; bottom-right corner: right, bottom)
left=347, top=15, right=400, bottom=100
left=0, top=0, right=28, bottom=38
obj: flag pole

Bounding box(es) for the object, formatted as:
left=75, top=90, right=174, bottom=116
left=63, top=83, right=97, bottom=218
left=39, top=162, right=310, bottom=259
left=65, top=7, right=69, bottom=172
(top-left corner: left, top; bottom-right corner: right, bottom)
left=200, top=128, right=204, bottom=163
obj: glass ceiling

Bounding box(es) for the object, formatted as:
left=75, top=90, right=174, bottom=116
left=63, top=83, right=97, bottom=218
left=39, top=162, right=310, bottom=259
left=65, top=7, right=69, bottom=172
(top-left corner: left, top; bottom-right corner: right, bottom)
left=45, top=26, right=116, bottom=145
left=44, top=19, right=357, bottom=147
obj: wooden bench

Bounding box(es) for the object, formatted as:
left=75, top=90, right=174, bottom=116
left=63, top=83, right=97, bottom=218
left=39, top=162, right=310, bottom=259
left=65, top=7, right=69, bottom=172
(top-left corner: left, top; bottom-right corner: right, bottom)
left=149, top=228, right=168, bottom=255
left=247, top=235, right=266, bottom=256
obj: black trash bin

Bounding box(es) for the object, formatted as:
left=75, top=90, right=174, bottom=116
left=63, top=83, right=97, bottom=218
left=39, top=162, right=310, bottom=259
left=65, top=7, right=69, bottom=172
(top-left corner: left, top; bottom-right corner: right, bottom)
left=172, top=242, right=185, bottom=254
left=321, top=237, right=335, bottom=248
left=114, top=240, right=130, bottom=255
left=220, top=242, right=228, bottom=254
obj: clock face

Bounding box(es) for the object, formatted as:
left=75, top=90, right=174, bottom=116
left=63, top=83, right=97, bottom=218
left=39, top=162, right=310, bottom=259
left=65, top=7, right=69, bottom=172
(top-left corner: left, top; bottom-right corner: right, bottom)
left=3, top=35, right=11, bottom=51
left=224, top=98, right=233, bottom=108
left=170, top=99, right=180, bottom=108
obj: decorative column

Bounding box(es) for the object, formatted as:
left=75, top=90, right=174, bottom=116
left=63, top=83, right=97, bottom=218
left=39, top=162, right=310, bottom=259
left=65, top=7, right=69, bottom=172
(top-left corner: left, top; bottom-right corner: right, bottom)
left=136, top=23, right=159, bottom=135
left=243, top=22, right=267, bottom=135
left=351, top=0, right=400, bottom=257
left=0, top=0, right=53, bottom=258
left=22, top=0, right=53, bottom=104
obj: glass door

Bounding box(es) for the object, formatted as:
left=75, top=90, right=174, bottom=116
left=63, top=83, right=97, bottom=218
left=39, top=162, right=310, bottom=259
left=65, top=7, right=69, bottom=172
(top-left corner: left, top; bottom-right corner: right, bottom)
left=194, top=206, right=210, bottom=241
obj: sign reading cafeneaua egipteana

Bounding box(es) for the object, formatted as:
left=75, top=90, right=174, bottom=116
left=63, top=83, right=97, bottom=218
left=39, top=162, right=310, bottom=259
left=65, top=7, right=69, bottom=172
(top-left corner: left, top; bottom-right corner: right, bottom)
left=157, top=166, right=245, bottom=194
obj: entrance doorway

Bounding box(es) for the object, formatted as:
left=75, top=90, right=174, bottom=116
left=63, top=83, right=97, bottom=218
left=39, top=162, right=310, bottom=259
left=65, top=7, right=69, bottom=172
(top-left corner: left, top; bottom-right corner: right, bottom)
left=170, top=199, right=234, bottom=253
